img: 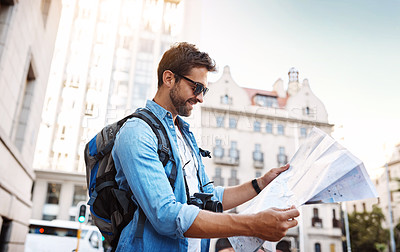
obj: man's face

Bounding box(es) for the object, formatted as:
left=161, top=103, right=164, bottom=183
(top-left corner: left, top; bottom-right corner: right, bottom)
left=169, top=67, right=208, bottom=117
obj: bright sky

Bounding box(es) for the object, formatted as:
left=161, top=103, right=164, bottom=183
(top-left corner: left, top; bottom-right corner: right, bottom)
left=196, top=0, right=400, bottom=178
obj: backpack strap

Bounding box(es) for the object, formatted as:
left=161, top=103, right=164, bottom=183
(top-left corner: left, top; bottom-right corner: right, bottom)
left=130, top=108, right=177, bottom=239
left=133, top=108, right=177, bottom=189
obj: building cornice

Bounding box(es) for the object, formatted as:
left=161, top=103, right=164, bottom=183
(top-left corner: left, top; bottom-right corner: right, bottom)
left=201, top=106, right=334, bottom=128
left=34, top=169, right=86, bottom=184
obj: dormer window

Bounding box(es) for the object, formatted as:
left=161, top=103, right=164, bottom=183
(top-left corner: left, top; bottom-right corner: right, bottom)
left=254, top=95, right=278, bottom=108
left=220, top=94, right=232, bottom=105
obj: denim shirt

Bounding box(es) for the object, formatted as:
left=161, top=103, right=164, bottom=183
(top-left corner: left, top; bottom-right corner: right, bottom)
left=112, top=100, right=224, bottom=252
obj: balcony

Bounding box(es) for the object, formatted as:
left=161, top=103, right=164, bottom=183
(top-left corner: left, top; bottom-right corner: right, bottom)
left=312, top=217, right=323, bottom=228
left=253, top=151, right=264, bottom=169
left=213, top=147, right=240, bottom=166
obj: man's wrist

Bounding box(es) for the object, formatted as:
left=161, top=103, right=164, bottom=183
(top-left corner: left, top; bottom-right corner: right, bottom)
left=251, top=179, right=262, bottom=194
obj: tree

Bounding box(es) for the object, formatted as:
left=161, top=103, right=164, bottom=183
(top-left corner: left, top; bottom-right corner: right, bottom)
left=348, top=205, right=389, bottom=252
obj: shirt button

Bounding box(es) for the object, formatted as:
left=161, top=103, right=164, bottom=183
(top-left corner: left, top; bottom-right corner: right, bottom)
left=170, top=125, right=173, bottom=129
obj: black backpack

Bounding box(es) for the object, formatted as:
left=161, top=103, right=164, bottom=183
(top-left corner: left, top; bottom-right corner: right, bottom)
left=83, top=108, right=176, bottom=248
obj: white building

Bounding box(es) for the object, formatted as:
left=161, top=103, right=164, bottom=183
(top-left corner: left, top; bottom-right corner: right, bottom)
left=0, top=0, right=61, bottom=250
left=190, top=66, right=342, bottom=252
left=31, top=0, right=190, bottom=222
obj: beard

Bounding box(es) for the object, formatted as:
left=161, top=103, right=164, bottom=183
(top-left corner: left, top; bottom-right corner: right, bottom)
left=169, top=82, right=195, bottom=117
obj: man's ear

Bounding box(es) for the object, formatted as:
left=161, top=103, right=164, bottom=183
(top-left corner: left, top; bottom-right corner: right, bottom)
left=162, top=70, right=175, bottom=88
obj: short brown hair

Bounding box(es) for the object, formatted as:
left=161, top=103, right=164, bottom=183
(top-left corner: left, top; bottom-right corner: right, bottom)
left=157, top=42, right=216, bottom=88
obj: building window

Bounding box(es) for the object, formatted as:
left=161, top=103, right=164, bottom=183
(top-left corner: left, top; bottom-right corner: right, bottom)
left=213, top=139, right=224, bottom=158
left=216, top=116, right=224, bottom=128
left=266, top=122, right=273, bottom=134
left=229, top=118, right=237, bottom=129
left=254, top=121, right=261, bottom=132
left=330, top=244, right=335, bottom=252
left=72, top=185, right=87, bottom=206
left=353, top=204, right=357, bottom=212
left=255, top=171, right=262, bottom=178
left=254, top=95, right=278, bottom=108
left=46, top=183, right=61, bottom=204
left=277, top=124, right=285, bottom=135
left=213, top=167, right=224, bottom=186
left=312, top=208, right=323, bottom=228
left=314, top=243, right=321, bottom=252
left=13, top=62, right=36, bottom=151
left=300, top=127, right=307, bottom=138
left=277, top=147, right=287, bottom=166
left=253, top=144, right=263, bottom=162
left=332, top=209, right=340, bottom=228
left=228, top=169, right=239, bottom=186
left=229, top=141, right=239, bottom=160
left=221, top=94, right=231, bottom=105
left=362, top=203, right=366, bottom=212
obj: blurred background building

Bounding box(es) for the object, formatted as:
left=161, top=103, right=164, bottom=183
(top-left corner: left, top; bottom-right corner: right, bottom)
left=0, top=0, right=62, bottom=250
left=31, top=0, right=189, bottom=222
left=190, top=66, right=342, bottom=251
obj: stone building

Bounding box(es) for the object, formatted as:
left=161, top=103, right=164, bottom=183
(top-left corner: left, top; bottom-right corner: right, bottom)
left=0, top=0, right=61, bottom=250
left=188, top=66, right=342, bottom=252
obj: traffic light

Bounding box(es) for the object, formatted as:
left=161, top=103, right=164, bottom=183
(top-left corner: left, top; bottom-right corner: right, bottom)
left=76, top=201, right=88, bottom=224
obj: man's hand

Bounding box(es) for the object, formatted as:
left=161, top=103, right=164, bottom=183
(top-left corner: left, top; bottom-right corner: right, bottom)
left=259, top=164, right=290, bottom=190
left=252, top=205, right=299, bottom=241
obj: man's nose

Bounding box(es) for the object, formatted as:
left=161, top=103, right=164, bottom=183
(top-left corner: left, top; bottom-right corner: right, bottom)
left=196, top=92, right=204, bottom=103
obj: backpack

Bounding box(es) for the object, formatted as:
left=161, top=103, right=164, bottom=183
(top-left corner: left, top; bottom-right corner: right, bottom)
left=83, top=108, right=177, bottom=248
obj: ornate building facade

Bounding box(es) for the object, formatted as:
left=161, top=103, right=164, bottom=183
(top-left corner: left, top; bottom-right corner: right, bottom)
left=188, top=66, right=342, bottom=252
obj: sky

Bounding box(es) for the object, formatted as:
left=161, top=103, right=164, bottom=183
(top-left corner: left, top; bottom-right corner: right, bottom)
left=194, top=0, right=400, bottom=178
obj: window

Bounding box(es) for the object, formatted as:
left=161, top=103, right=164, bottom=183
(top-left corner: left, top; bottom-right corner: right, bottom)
left=0, top=218, right=11, bottom=251
left=277, top=147, right=287, bottom=166
left=46, top=183, right=61, bottom=204
left=266, top=122, right=273, bottom=134
left=229, top=118, right=237, bottom=129
left=216, top=116, right=224, bottom=128
left=72, top=185, right=87, bottom=206
left=228, top=169, right=239, bottom=186
left=314, top=243, right=321, bottom=252
left=213, top=167, right=224, bottom=186
left=277, top=124, right=285, bottom=135
left=362, top=203, right=366, bottom=212
left=312, top=208, right=323, bottom=228
left=13, top=62, right=36, bottom=150
left=255, top=171, right=262, bottom=178
left=332, top=209, right=340, bottom=228
left=253, top=144, right=263, bottom=162
left=330, top=244, right=335, bottom=252
left=300, top=127, right=307, bottom=138
left=253, top=121, right=261, bottom=132
left=213, top=139, right=224, bottom=158
left=254, top=95, right=278, bottom=108
left=221, top=94, right=231, bottom=105
left=229, top=141, right=239, bottom=160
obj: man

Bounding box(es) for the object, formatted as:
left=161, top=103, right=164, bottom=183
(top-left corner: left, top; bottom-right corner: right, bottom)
left=112, top=42, right=299, bottom=251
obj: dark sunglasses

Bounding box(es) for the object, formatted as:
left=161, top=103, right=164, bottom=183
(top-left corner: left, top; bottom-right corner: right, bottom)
left=174, top=73, right=209, bottom=96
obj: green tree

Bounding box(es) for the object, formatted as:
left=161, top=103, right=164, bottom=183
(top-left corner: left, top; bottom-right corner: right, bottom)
left=348, top=205, right=389, bottom=252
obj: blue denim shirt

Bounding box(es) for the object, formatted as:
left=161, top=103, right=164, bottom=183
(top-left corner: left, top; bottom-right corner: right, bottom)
left=112, top=100, right=224, bottom=251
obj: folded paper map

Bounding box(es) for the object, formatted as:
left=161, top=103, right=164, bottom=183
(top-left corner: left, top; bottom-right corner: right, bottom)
left=229, top=127, right=378, bottom=252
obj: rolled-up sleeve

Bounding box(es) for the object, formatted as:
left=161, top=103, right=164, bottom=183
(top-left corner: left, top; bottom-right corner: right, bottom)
left=113, top=119, right=200, bottom=239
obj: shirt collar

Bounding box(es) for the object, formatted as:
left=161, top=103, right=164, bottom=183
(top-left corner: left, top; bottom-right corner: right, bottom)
left=145, top=100, right=191, bottom=131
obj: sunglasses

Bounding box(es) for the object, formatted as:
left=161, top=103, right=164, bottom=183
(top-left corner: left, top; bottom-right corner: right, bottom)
left=174, top=73, right=209, bottom=96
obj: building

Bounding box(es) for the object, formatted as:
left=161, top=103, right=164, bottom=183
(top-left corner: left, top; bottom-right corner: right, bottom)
left=348, top=143, right=400, bottom=231
left=0, top=0, right=62, bottom=250
left=31, top=0, right=189, bottom=222
left=189, top=66, right=342, bottom=252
